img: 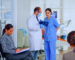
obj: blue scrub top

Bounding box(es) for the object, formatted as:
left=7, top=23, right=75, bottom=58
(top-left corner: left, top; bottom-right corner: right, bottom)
left=44, top=16, right=60, bottom=41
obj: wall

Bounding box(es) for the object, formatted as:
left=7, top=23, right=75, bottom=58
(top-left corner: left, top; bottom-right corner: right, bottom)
left=17, top=0, right=31, bottom=29
left=63, top=0, right=75, bottom=34
left=0, top=0, right=17, bottom=47
left=17, top=0, right=31, bottom=47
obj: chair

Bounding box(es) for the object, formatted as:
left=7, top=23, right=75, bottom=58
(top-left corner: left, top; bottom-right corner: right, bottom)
left=0, top=52, right=2, bottom=60
left=0, top=44, right=6, bottom=60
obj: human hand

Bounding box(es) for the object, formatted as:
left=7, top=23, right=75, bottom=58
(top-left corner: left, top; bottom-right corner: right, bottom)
left=16, top=49, right=21, bottom=52
left=43, top=21, right=49, bottom=26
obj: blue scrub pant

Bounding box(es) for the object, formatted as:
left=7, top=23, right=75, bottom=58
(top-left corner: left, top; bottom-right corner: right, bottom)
left=44, top=41, right=56, bottom=60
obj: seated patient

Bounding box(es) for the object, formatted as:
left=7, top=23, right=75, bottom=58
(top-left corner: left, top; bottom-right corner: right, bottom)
left=0, top=24, right=33, bottom=60
left=63, top=31, right=75, bottom=60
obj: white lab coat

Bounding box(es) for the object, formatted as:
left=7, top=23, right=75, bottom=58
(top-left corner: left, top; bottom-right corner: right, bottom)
left=28, top=14, right=42, bottom=51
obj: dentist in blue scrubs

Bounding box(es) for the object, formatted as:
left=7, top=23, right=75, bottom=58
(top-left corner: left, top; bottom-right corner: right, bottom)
left=44, top=8, right=60, bottom=60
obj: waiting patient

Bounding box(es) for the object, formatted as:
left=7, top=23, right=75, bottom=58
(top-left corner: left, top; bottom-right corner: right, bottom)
left=0, top=24, right=33, bottom=60
left=63, top=31, right=75, bottom=60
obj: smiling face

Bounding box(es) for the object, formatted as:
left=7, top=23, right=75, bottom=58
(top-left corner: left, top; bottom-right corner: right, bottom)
left=5, top=28, right=13, bottom=36
left=45, top=10, right=52, bottom=18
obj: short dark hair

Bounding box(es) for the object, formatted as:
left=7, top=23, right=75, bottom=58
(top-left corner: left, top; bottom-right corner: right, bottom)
left=67, top=31, right=75, bottom=46
left=2, top=24, right=13, bottom=35
left=34, top=7, right=41, bottom=13
left=45, top=8, right=52, bottom=13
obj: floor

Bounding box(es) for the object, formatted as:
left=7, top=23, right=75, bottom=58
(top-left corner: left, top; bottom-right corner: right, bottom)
left=37, top=52, right=64, bottom=60
left=38, top=48, right=72, bottom=60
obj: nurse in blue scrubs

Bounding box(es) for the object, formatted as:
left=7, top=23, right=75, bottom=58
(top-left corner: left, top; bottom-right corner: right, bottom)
left=44, top=8, right=60, bottom=60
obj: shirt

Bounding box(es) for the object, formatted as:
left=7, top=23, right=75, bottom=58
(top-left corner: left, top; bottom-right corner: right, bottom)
left=0, top=33, right=16, bottom=54
left=44, top=16, right=60, bottom=41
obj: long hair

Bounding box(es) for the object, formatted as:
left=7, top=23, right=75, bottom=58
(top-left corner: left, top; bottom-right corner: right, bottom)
left=2, top=24, right=13, bottom=36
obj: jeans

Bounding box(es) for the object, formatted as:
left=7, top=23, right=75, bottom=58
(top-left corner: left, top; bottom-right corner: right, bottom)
left=31, top=51, right=38, bottom=60
left=5, top=51, right=33, bottom=60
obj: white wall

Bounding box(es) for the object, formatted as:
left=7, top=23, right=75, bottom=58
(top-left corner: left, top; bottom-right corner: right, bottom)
left=17, top=0, right=31, bottom=29
left=12, top=0, right=17, bottom=47
left=45, top=0, right=60, bottom=8
left=63, top=0, right=75, bottom=34
left=0, top=0, right=17, bottom=47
